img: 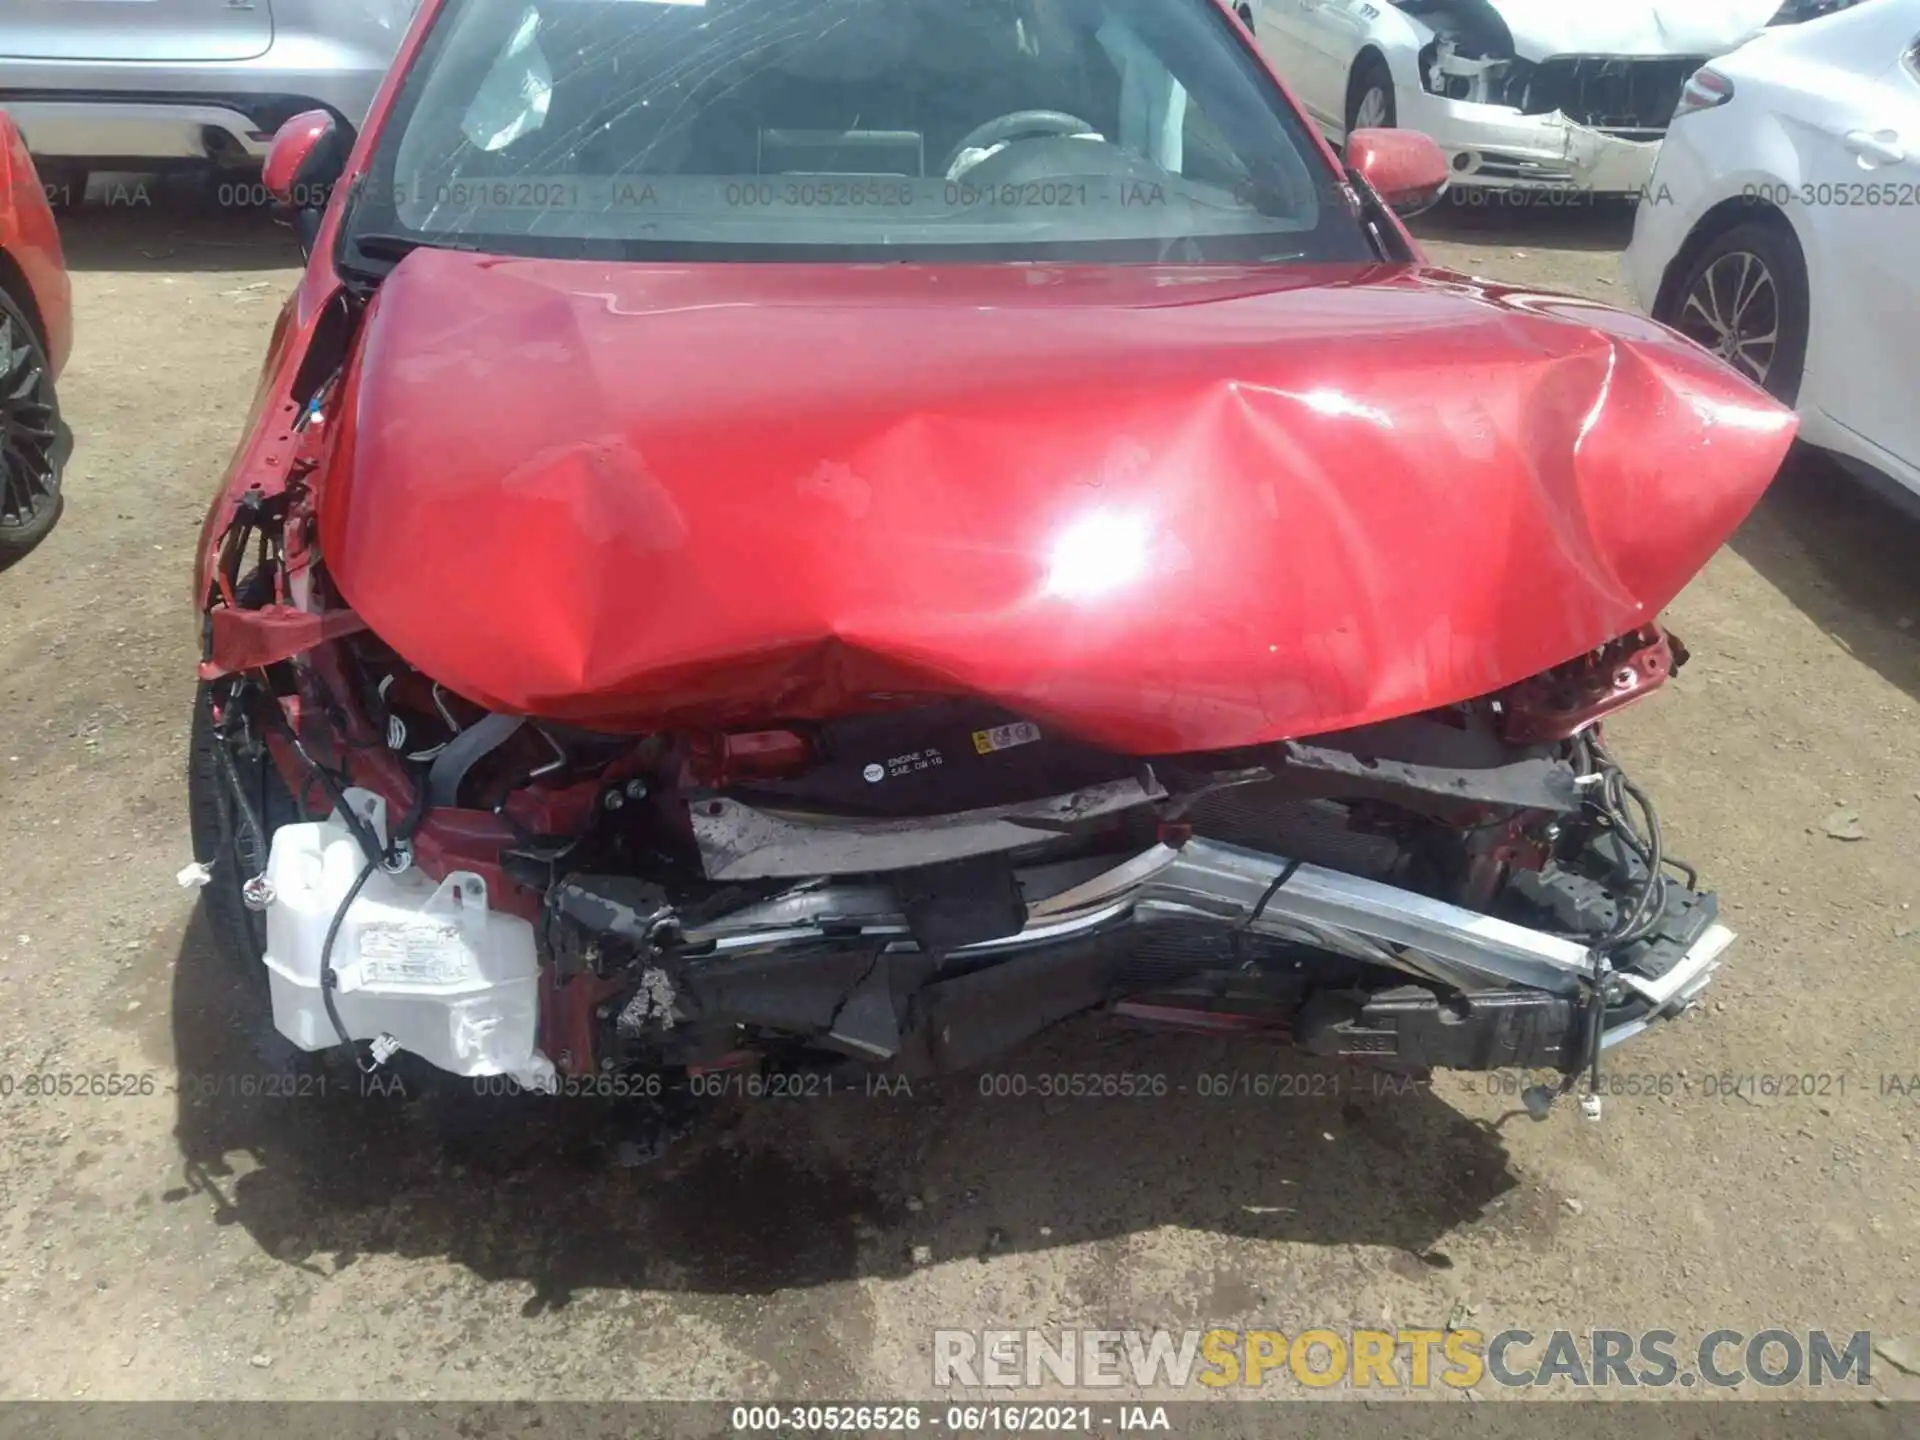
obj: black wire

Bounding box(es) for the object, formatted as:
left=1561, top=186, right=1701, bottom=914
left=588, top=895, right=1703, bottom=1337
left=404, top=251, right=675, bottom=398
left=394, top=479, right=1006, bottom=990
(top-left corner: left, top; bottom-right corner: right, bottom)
left=260, top=700, right=387, bottom=869
left=1245, top=859, right=1303, bottom=929
left=1571, top=739, right=1666, bottom=947
left=1230, top=859, right=1302, bottom=969
left=1556, top=734, right=1674, bottom=1098
left=393, top=759, right=434, bottom=845
left=209, top=723, right=269, bottom=868
left=316, top=764, right=438, bottom=1070
left=319, top=858, right=380, bottom=1067
left=1661, top=850, right=1699, bottom=890
left=1597, top=773, right=1665, bottom=949
left=1583, top=950, right=1607, bottom=1098
left=255, top=691, right=441, bottom=1068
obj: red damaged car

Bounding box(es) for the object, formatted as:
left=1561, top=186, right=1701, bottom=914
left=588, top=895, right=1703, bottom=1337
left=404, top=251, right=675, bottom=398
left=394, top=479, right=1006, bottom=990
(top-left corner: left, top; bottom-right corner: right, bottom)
left=189, top=0, right=1795, bottom=1115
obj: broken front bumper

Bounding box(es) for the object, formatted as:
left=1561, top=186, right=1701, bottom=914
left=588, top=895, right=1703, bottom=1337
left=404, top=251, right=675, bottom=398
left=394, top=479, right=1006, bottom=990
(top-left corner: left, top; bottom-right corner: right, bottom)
left=553, top=833, right=1733, bottom=1078
left=1400, top=91, right=1662, bottom=194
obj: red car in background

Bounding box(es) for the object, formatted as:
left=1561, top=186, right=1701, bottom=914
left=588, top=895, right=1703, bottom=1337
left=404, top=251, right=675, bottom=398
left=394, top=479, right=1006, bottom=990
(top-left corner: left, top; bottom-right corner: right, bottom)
left=0, top=111, right=71, bottom=564
left=190, top=0, right=1794, bottom=1123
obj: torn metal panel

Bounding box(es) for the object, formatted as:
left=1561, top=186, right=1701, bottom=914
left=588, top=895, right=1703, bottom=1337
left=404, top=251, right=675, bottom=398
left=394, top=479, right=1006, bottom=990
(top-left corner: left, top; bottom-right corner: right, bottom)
left=616, top=966, right=677, bottom=1032
left=1428, top=40, right=1509, bottom=101
left=200, top=604, right=370, bottom=680
left=825, top=957, right=904, bottom=1060
left=664, top=837, right=1604, bottom=997
left=673, top=948, right=885, bottom=1037
left=1275, top=714, right=1583, bottom=812
left=893, top=856, right=1028, bottom=956
left=690, top=773, right=1170, bottom=881
left=549, top=874, right=678, bottom=953
left=899, top=935, right=1118, bottom=1076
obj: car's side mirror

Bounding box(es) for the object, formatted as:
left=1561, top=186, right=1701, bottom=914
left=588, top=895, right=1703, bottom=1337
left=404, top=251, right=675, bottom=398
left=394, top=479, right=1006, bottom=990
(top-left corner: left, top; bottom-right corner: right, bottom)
left=1344, top=128, right=1450, bottom=217
left=264, top=109, right=351, bottom=256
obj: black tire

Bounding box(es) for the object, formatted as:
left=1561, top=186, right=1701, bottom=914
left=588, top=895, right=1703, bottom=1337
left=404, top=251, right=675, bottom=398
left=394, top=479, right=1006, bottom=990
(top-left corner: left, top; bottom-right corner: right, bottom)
left=1660, top=218, right=1809, bottom=406
left=0, top=286, right=64, bottom=565
left=1345, top=54, right=1397, bottom=139
left=187, top=682, right=300, bottom=983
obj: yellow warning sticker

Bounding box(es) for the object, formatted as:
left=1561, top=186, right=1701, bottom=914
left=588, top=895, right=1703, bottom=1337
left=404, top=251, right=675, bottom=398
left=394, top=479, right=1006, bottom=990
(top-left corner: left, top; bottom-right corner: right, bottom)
left=971, top=721, right=1043, bottom=756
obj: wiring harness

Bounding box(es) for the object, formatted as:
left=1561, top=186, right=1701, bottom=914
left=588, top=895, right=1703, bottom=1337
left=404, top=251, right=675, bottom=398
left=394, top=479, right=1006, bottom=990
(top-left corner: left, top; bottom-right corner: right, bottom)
left=1559, top=731, right=1701, bottom=1111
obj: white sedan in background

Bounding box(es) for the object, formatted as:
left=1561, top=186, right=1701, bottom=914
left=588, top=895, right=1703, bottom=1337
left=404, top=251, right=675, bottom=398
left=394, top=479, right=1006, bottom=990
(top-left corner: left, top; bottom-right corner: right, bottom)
left=1625, top=0, right=1920, bottom=497
left=1236, top=0, right=1785, bottom=194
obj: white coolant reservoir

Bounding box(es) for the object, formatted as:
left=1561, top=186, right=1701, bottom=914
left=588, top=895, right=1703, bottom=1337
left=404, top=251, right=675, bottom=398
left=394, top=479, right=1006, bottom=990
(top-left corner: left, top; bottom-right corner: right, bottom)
left=260, top=788, right=556, bottom=1090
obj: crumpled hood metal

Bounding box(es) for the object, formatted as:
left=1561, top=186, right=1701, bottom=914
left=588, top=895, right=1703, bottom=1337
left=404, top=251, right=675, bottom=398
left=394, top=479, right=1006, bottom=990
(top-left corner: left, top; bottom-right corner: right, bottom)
left=1475, top=0, right=1782, bottom=61
left=320, top=252, right=1794, bottom=754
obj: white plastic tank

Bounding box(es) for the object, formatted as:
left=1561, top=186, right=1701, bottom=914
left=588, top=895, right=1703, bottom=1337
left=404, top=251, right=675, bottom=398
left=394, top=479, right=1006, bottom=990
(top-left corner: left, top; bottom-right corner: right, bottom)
left=260, top=788, right=556, bottom=1091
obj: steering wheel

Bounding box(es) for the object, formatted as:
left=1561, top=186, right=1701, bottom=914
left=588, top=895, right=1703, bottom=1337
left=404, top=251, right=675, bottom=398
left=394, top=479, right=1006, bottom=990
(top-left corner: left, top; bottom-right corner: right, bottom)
left=943, top=110, right=1102, bottom=180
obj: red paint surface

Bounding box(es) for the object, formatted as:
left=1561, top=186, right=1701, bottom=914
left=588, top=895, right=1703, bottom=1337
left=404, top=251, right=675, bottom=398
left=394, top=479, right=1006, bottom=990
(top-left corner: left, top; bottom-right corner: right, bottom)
left=262, top=109, right=339, bottom=204
left=1344, top=128, right=1450, bottom=213
left=318, top=252, right=1794, bottom=755
left=0, top=115, right=72, bottom=376
left=200, top=604, right=371, bottom=681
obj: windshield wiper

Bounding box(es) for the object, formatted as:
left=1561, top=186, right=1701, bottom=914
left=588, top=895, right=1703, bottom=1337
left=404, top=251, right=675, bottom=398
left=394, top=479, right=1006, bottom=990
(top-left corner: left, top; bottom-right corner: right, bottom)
left=335, top=230, right=486, bottom=291
left=347, top=232, right=484, bottom=261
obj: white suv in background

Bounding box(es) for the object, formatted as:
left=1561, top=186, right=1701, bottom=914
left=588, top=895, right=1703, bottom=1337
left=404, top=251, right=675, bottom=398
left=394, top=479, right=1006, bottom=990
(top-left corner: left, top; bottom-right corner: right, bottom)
left=0, top=0, right=420, bottom=196
left=1626, top=0, right=1920, bottom=497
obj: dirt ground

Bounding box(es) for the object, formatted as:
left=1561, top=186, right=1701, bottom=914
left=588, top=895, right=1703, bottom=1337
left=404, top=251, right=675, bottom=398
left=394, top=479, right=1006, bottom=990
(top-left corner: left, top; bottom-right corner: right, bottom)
left=1, top=190, right=1917, bottom=1409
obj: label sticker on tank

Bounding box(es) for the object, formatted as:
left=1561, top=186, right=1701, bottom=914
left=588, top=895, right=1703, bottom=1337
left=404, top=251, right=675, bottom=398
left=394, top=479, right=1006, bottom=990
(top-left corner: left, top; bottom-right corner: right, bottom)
left=972, top=721, right=1042, bottom=755
left=863, top=748, right=945, bottom=782
left=355, top=922, right=472, bottom=987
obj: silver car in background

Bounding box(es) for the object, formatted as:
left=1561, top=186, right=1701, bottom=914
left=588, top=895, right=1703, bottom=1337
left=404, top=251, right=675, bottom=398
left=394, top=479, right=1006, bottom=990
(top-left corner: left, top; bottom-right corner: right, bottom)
left=0, top=0, right=418, bottom=195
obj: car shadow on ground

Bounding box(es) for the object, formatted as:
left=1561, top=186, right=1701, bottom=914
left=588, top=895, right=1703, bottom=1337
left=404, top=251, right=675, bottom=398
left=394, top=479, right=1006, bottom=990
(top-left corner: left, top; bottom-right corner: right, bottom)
left=1408, top=194, right=1639, bottom=255
left=167, top=911, right=1523, bottom=1308
left=1732, top=445, right=1920, bottom=705
left=55, top=173, right=302, bottom=275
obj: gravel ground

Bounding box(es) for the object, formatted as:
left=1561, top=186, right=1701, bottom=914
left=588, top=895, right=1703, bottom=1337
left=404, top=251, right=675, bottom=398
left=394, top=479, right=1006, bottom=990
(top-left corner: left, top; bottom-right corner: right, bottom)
left=1, top=192, right=1917, bottom=1408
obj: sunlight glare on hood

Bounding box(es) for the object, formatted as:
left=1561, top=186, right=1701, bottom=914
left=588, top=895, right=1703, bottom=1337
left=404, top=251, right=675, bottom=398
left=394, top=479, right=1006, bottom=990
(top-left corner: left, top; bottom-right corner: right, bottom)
left=1043, top=509, right=1153, bottom=602
left=1688, top=392, right=1799, bottom=434
left=1284, top=387, right=1393, bottom=428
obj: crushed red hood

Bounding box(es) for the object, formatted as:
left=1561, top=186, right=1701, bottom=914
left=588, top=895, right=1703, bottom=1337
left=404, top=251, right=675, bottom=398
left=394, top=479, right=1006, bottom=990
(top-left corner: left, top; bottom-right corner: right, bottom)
left=320, top=251, right=1794, bottom=754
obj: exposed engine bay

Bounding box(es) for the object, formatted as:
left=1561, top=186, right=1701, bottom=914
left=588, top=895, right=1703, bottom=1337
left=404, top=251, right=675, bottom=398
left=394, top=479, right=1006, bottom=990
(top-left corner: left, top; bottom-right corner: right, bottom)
left=1400, top=0, right=1743, bottom=137
left=1422, top=46, right=1705, bottom=141
left=194, top=450, right=1732, bottom=1115
left=1250, top=0, right=1784, bottom=193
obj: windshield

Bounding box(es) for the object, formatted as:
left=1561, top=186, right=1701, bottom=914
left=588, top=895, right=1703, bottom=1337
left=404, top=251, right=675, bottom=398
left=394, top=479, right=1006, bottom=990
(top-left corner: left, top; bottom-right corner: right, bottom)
left=344, top=0, right=1374, bottom=264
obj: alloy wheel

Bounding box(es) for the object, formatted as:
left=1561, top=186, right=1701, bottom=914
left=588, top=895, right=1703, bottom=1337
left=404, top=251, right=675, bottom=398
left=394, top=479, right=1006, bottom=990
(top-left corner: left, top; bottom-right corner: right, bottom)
left=1354, top=85, right=1391, bottom=130
left=1677, top=250, right=1779, bottom=387
left=0, top=309, right=59, bottom=535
